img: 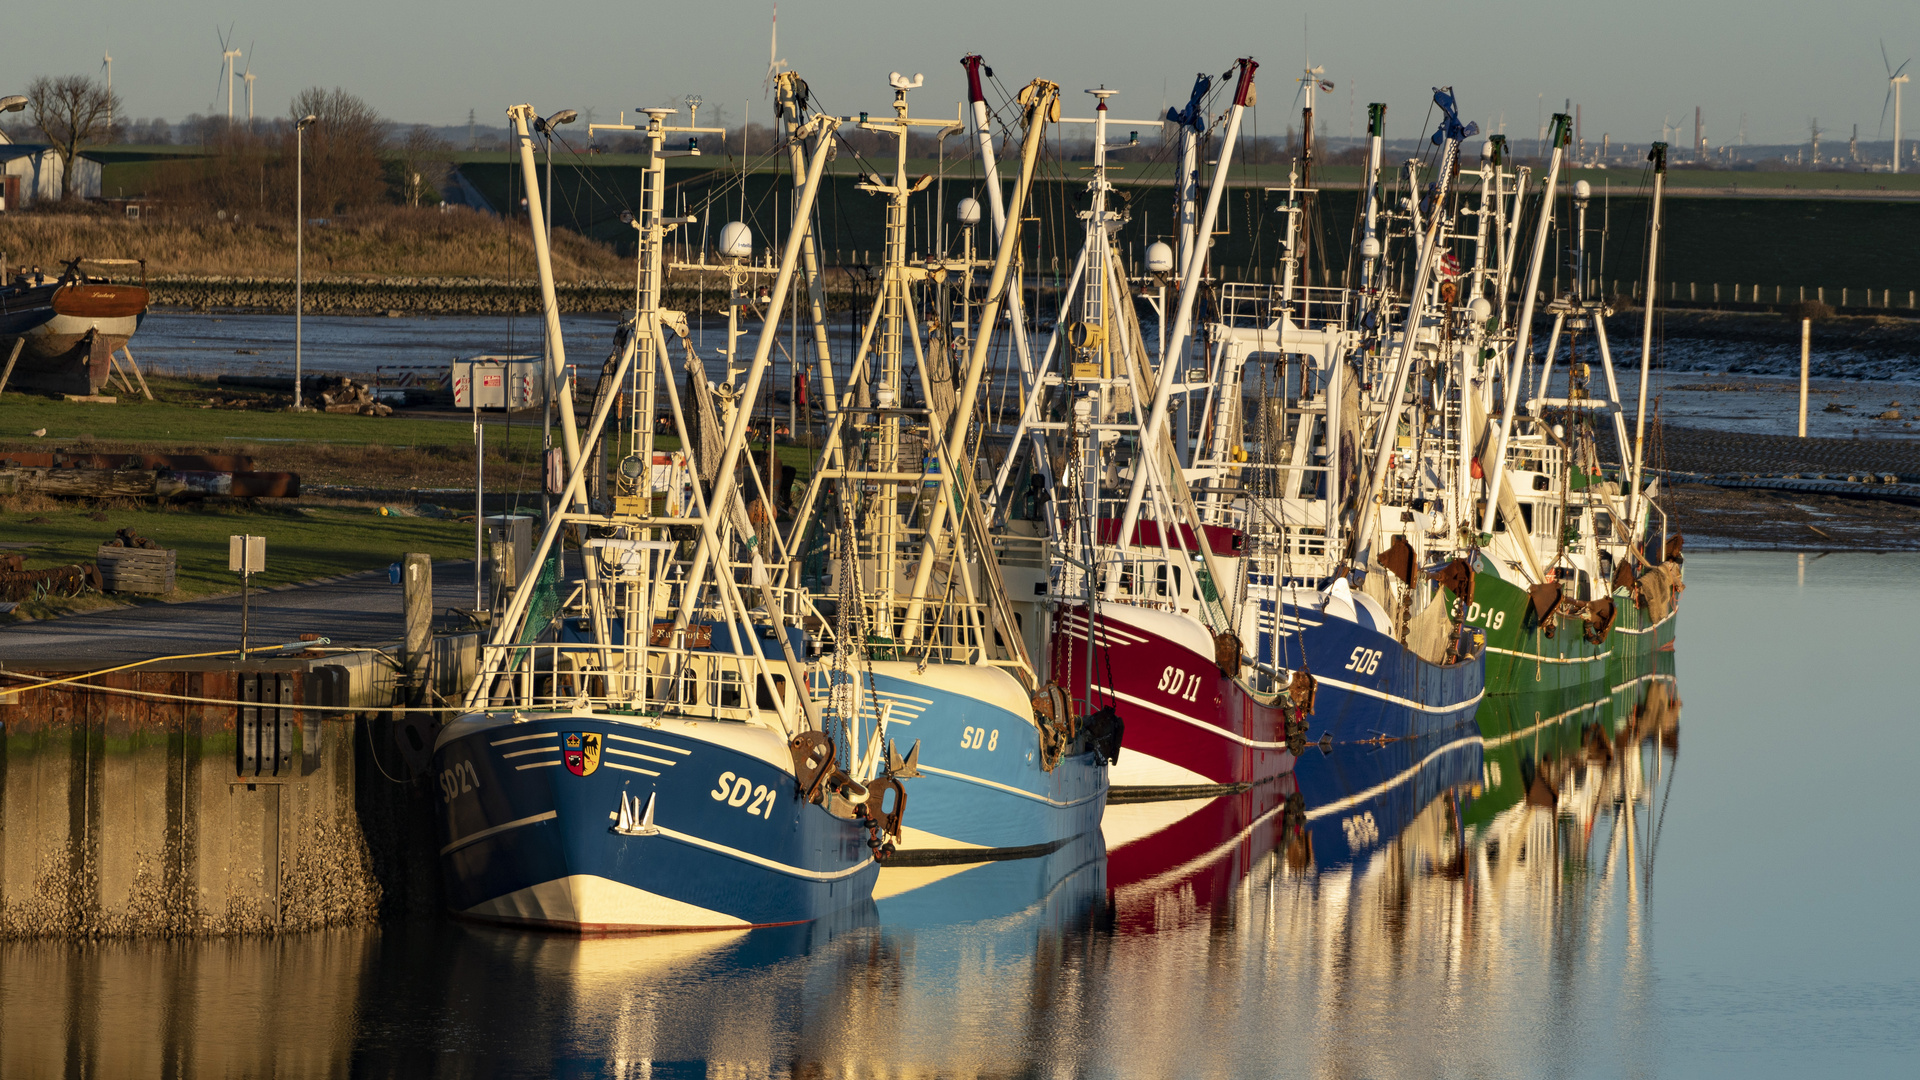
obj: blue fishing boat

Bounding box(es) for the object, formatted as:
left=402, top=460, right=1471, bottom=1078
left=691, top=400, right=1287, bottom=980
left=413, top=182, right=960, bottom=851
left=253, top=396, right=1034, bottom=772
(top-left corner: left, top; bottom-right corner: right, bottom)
left=784, top=72, right=1111, bottom=860
left=838, top=663, right=1109, bottom=857
left=431, top=100, right=892, bottom=932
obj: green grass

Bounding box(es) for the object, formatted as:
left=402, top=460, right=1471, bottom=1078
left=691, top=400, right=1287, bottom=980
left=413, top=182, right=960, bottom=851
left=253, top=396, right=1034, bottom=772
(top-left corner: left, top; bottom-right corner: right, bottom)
left=3, top=501, right=477, bottom=610
left=2, top=393, right=517, bottom=448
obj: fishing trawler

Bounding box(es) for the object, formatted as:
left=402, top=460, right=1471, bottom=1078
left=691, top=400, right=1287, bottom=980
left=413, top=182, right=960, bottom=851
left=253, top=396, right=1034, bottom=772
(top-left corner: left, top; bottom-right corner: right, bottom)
left=1001, top=67, right=1485, bottom=797
left=777, top=71, right=1112, bottom=859
left=1443, top=128, right=1682, bottom=694
left=432, top=101, right=899, bottom=931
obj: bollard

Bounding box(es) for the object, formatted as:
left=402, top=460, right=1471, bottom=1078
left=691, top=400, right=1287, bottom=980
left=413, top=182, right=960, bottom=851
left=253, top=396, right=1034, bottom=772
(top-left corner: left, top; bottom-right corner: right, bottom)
left=1799, top=319, right=1810, bottom=438
left=403, top=552, right=433, bottom=672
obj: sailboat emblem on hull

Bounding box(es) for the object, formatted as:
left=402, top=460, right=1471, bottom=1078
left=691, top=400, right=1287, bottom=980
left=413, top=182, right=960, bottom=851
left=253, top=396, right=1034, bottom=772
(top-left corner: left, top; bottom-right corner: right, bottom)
left=564, top=732, right=602, bottom=776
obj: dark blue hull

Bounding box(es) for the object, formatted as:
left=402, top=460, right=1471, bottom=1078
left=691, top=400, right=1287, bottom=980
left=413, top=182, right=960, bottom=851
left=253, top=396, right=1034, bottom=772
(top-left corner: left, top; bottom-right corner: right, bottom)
left=1256, top=596, right=1485, bottom=744
left=432, top=712, right=878, bottom=931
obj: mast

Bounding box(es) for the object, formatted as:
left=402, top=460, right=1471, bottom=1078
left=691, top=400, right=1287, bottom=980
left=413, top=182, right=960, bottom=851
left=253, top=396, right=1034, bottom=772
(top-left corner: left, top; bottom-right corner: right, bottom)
left=775, top=72, right=846, bottom=445
left=1166, top=73, right=1212, bottom=288
left=507, top=105, right=586, bottom=491
left=1360, top=102, right=1386, bottom=290
left=1104, top=58, right=1256, bottom=602
left=1628, top=142, right=1667, bottom=544
left=898, top=79, right=1057, bottom=652
left=1350, top=88, right=1475, bottom=562
left=1479, top=112, right=1570, bottom=543
left=674, top=117, right=840, bottom=633
left=959, top=55, right=1040, bottom=389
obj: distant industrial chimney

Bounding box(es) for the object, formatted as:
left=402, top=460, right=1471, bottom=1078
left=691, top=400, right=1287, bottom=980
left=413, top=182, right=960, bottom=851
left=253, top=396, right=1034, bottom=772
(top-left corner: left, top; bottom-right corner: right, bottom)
left=1695, top=106, right=1705, bottom=161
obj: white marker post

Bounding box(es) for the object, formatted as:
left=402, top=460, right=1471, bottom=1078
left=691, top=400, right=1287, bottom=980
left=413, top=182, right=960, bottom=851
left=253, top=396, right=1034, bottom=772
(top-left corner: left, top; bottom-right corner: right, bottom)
left=1799, top=318, right=1811, bottom=438
left=229, top=535, right=266, bottom=654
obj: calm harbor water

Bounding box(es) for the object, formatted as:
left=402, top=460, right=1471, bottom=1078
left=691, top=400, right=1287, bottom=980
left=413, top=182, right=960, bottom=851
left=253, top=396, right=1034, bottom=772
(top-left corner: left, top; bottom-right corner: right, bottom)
left=3, top=550, right=1915, bottom=1078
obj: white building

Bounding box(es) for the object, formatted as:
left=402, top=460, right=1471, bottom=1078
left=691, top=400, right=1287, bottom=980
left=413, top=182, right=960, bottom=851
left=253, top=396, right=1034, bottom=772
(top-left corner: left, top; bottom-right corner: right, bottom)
left=0, top=132, right=104, bottom=210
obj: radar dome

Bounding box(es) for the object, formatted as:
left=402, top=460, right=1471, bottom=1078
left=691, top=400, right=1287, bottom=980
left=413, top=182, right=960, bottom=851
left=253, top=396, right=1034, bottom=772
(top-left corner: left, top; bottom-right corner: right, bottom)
left=954, top=197, right=982, bottom=225
left=718, top=221, right=754, bottom=259
left=1145, top=241, right=1174, bottom=273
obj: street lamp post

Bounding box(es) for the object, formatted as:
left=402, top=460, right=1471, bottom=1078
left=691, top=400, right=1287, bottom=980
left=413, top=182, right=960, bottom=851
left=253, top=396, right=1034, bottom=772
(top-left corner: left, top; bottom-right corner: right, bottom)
left=294, top=114, right=317, bottom=410
left=531, top=109, right=575, bottom=518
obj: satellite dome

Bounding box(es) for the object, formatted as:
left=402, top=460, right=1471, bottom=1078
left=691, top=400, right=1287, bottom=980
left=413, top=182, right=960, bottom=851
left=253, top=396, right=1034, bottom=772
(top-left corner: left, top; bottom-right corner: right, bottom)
left=1573, top=180, right=1592, bottom=200
left=1360, top=237, right=1382, bottom=260
left=1467, top=297, right=1493, bottom=322
left=1479, top=139, right=1495, bottom=160
left=718, top=221, right=754, bottom=259
left=1145, top=241, right=1174, bottom=273
left=955, top=197, right=982, bottom=225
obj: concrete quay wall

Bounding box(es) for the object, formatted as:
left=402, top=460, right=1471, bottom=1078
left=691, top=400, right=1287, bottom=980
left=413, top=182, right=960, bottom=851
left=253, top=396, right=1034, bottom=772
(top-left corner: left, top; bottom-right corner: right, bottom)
left=0, top=665, right=442, bottom=938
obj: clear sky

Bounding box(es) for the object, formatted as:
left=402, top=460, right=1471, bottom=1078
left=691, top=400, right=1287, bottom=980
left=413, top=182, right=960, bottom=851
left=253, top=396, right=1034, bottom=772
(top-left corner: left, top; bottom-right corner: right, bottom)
left=5, top=0, right=1916, bottom=148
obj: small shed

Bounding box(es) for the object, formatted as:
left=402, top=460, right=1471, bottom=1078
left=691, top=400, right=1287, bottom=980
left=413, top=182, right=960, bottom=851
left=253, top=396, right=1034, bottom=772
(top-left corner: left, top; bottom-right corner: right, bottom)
left=0, top=138, right=103, bottom=210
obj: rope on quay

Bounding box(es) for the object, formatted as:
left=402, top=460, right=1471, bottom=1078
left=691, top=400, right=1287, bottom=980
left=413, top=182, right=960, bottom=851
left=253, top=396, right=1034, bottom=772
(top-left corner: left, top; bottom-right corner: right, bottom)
left=0, top=639, right=344, bottom=699
left=0, top=669, right=464, bottom=716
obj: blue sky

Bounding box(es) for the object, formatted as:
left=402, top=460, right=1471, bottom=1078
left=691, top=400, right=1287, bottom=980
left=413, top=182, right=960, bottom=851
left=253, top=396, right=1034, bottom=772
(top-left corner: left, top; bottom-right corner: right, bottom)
left=5, top=0, right=1917, bottom=147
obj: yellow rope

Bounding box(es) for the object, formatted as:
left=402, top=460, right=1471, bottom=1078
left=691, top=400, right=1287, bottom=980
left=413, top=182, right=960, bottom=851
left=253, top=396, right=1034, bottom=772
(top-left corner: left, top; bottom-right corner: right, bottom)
left=0, top=643, right=315, bottom=699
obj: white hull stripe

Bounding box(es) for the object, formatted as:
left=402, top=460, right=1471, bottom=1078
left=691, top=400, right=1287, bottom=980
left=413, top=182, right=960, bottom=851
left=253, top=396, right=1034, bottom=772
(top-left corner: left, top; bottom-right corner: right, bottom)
left=608, top=734, right=693, bottom=755
left=1485, top=645, right=1607, bottom=665
left=490, top=732, right=557, bottom=747
left=442, top=810, right=558, bottom=855
left=1303, top=736, right=1486, bottom=820
left=1610, top=604, right=1679, bottom=636
left=874, top=690, right=936, bottom=706
left=1059, top=614, right=1151, bottom=645
left=648, top=824, right=876, bottom=881
left=1105, top=688, right=1292, bottom=750
left=515, top=760, right=562, bottom=771
left=443, top=810, right=873, bottom=883
left=915, top=764, right=1106, bottom=808
left=605, top=762, right=660, bottom=776
left=1057, top=628, right=1146, bottom=651
left=502, top=746, right=555, bottom=759
left=1311, top=673, right=1485, bottom=715
left=607, top=748, right=679, bottom=767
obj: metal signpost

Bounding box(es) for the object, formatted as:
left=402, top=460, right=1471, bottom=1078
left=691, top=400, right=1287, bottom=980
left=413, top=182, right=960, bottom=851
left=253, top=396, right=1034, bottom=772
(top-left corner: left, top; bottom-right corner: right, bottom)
left=229, top=534, right=266, bottom=653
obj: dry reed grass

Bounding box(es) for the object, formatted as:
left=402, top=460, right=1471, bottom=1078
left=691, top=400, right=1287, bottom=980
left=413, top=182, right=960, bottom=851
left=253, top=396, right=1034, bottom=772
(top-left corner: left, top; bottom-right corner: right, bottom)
left=0, top=207, right=627, bottom=281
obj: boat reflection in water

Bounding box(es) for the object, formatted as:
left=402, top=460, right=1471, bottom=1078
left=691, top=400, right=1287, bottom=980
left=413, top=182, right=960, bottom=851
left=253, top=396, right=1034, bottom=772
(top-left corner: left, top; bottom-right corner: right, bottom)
left=1, top=672, right=1678, bottom=1075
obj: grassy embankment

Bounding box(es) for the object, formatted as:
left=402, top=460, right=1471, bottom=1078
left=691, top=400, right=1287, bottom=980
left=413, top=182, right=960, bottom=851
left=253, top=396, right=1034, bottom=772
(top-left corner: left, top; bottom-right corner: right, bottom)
left=0, top=206, right=626, bottom=281
left=1, top=382, right=815, bottom=617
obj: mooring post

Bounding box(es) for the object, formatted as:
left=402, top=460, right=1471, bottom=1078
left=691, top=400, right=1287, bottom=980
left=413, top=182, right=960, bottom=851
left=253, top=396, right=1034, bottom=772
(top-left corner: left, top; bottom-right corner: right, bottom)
left=403, top=552, right=433, bottom=702
left=1799, top=318, right=1811, bottom=438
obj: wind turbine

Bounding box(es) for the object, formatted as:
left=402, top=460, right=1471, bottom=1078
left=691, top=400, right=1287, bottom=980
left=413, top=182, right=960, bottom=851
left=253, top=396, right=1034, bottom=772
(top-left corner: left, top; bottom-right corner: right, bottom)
left=1883, top=40, right=1911, bottom=174
left=242, top=45, right=256, bottom=124
left=763, top=5, right=787, bottom=98
left=217, top=24, right=242, bottom=125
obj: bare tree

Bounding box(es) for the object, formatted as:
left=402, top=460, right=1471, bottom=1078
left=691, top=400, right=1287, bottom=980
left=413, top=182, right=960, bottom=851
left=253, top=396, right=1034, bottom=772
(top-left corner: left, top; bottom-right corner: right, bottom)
left=26, top=75, right=120, bottom=200
left=287, top=87, right=389, bottom=214
left=394, top=125, right=453, bottom=207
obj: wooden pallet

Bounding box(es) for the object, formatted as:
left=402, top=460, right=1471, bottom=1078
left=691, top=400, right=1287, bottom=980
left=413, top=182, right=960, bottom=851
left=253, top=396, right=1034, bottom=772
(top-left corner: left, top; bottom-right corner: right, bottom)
left=95, top=545, right=176, bottom=594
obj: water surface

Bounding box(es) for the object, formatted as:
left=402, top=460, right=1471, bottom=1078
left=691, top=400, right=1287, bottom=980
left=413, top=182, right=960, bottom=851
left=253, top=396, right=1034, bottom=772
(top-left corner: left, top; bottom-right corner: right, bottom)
left=3, top=551, right=1914, bottom=1077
